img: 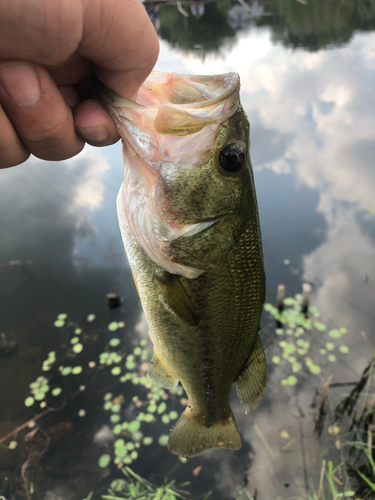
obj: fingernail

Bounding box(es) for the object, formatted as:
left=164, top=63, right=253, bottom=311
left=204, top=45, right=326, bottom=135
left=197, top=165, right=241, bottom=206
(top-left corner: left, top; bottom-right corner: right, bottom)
left=79, top=126, right=109, bottom=143
left=0, top=62, right=41, bottom=106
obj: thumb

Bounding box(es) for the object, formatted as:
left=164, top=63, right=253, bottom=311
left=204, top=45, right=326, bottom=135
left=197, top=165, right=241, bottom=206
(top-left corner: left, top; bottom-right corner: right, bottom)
left=80, top=0, right=159, bottom=99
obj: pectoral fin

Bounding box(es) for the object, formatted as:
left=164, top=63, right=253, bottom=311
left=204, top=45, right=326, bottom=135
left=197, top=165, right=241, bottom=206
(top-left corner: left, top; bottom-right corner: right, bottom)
left=235, top=334, right=267, bottom=412
left=148, top=351, right=179, bottom=389
left=154, top=269, right=199, bottom=326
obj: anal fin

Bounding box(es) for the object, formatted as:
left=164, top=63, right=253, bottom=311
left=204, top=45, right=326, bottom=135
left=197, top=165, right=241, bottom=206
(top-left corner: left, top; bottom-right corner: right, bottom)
left=154, top=269, right=199, bottom=326
left=148, top=350, right=179, bottom=389
left=235, top=334, right=267, bottom=412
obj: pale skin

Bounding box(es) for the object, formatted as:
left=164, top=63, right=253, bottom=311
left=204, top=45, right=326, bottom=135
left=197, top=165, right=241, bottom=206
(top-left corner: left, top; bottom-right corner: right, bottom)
left=0, top=0, right=159, bottom=168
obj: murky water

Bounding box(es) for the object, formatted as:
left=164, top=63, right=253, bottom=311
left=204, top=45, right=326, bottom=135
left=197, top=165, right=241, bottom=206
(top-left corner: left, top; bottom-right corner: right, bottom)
left=1, top=1, right=375, bottom=499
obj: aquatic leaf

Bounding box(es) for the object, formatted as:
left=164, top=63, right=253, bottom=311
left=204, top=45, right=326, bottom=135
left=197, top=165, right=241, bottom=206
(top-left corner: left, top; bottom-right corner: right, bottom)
left=326, top=342, right=335, bottom=351
left=272, top=356, right=281, bottom=365
left=328, top=329, right=342, bottom=339
left=133, top=431, right=143, bottom=442
left=72, top=343, right=83, bottom=354
left=315, top=322, right=326, bottom=331
left=126, top=361, right=136, bottom=370
left=179, top=457, right=188, bottom=463
left=34, top=391, right=45, bottom=401
left=161, top=415, right=170, bottom=424
left=133, top=347, right=142, bottom=356
left=284, top=298, right=294, bottom=306
left=130, top=450, right=138, bottom=460
left=328, top=354, right=337, bottom=362
left=339, top=327, right=348, bottom=334
left=319, top=349, right=327, bottom=355
left=72, top=366, right=82, bottom=375
left=110, top=479, right=127, bottom=492
left=118, top=321, right=125, bottom=328
left=110, top=414, right=121, bottom=423
left=275, top=328, right=284, bottom=335
left=113, top=424, right=122, bottom=435
left=140, top=340, right=147, bottom=347
left=115, top=447, right=127, bottom=458
left=144, top=414, right=155, bottom=423
left=108, top=322, right=118, bottom=332
left=309, top=364, right=321, bottom=375
left=143, top=437, right=153, bottom=445
left=104, top=402, right=112, bottom=411
left=24, top=396, right=35, bottom=407
left=280, top=430, right=290, bottom=439
left=57, top=313, right=67, bottom=320
left=52, top=387, right=62, bottom=396
left=305, top=357, right=313, bottom=367
left=126, top=442, right=135, bottom=451
left=79, top=385, right=86, bottom=391
left=286, top=375, right=297, bottom=386
left=111, top=367, right=121, bottom=376
left=70, top=337, right=79, bottom=345
left=157, top=402, right=167, bottom=414
left=78, top=409, right=86, bottom=417
left=128, top=420, right=140, bottom=433
left=75, top=328, right=82, bottom=335
left=109, top=338, right=121, bottom=347
left=98, top=454, right=111, bottom=468
left=54, top=320, right=65, bottom=328
left=87, top=314, right=95, bottom=322
left=8, top=441, right=17, bottom=449
left=40, top=384, right=50, bottom=393
left=284, top=259, right=290, bottom=265
left=112, top=404, right=121, bottom=413
left=158, top=435, right=169, bottom=446
left=339, top=345, right=349, bottom=354
left=292, top=362, right=302, bottom=373
left=123, top=457, right=133, bottom=464
left=104, top=392, right=113, bottom=401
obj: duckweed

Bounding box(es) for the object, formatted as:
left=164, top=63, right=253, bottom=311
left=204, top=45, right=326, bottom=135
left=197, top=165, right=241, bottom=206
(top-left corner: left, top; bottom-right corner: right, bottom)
left=98, top=454, right=111, bottom=468
left=264, top=292, right=353, bottom=386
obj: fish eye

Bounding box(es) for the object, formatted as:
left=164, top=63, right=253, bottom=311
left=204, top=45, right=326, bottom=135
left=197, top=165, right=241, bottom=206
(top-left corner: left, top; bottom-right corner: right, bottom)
left=219, top=144, right=245, bottom=173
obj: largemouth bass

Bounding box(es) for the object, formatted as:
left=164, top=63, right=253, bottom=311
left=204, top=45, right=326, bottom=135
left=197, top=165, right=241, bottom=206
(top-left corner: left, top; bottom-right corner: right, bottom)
left=96, top=72, right=266, bottom=458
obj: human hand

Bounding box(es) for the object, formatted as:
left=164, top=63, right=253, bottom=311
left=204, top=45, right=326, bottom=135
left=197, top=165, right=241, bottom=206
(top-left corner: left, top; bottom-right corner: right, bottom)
left=0, top=0, right=159, bottom=168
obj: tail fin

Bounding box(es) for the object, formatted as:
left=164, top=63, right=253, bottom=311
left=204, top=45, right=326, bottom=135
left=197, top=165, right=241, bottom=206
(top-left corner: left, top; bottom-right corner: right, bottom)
left=168, top=406, right=241, bottom=458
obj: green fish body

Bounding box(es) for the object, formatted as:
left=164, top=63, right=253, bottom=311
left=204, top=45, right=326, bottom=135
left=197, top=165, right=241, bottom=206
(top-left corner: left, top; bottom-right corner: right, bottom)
left=96, top=72, right=266, bottom=457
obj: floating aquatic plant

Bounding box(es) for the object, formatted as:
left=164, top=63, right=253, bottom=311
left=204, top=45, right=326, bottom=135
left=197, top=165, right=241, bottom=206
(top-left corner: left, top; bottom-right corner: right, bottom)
left=98, top=337, right=185, bottom=469
left=264, top=293, right=351, bottom=386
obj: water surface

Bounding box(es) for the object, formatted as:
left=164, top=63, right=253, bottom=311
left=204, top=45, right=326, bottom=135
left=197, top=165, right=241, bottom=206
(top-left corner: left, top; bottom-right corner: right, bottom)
left=1, top=1, right=375, bottom=498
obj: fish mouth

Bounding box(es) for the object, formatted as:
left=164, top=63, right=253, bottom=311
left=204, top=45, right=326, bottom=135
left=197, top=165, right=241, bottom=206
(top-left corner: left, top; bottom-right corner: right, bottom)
left=93, top=72, right=240, bottom=143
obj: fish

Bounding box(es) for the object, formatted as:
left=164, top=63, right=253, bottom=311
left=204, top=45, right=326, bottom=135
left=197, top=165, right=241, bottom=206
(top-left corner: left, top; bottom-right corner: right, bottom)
left=95, top=71, right=267, bottom=458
